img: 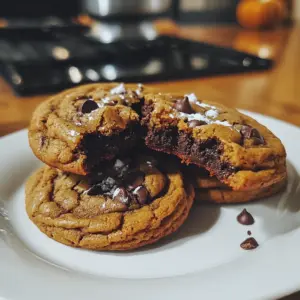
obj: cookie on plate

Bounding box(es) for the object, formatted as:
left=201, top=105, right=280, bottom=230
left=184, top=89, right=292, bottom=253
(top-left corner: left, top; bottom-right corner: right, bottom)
left=28, top=83, right=151, bottom=175
left=183, top=164, right=287, bottom=203
left=182, top=165, right=226, bottom=189
left=194, top=178, right=287, bottom=204
left=142, top=91, right=286, bottom=191
left=25, top=154, right=194, bottom=251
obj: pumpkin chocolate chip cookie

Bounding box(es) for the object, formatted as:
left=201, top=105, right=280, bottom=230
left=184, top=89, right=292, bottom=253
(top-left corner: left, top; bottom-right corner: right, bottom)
left=25, top=154, right=194, bottom=251
left=194, top=179, right=287, bottom=204
left=142, top=91, right=286, bottom=191
left=28, top=82, right=287, bottom=191
left=183, top=164, right=287, bottom=204
left=28, top=83, right=151, bottom=175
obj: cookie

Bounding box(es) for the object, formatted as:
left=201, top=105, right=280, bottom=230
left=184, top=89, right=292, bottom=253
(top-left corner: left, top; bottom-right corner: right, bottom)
left=142, top=91, right=286, bottom=191
left=28, top=83, right=151, bottom=175
left=25, top=155, right=194, bottom=251
left=194, top=177, right=287, bottom=204
left=28, top=82, right=287, bottom=191
left=182, top=164, right=226, bottom=189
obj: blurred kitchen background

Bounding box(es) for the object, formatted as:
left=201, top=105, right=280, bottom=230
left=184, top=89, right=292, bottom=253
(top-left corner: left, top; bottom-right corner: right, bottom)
left=0, top=0, right=297, bottom=96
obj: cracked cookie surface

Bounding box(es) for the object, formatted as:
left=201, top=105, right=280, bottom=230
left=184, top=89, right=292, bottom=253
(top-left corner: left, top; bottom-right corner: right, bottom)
left=25, top=155, right=194, bottom=250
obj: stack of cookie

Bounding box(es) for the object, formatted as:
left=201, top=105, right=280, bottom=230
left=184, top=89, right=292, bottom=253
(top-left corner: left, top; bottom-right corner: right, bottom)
left=184, top=165, right=287, bottom=204
left=26, top=83, right=287, bottom=251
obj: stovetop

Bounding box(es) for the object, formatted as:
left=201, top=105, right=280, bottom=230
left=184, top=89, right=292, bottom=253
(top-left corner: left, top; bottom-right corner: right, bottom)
left=0, top=25, right=273, bottom=96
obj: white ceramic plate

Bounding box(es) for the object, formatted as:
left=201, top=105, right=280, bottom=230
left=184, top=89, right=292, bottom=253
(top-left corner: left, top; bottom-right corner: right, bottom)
left=1, top=111, right=300, bottom=300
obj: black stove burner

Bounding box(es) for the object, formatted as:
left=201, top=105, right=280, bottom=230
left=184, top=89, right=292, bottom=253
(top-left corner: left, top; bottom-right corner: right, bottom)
left=0, top=30, right=272, bottom=96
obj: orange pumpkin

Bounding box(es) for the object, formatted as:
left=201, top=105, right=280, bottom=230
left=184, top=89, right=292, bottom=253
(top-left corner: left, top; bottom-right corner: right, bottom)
left=237, top=0, right=287, bottom=29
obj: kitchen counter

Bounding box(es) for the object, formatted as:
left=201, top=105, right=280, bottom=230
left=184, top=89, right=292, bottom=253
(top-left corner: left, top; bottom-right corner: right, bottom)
left=1, top=23, right=299, bottom=137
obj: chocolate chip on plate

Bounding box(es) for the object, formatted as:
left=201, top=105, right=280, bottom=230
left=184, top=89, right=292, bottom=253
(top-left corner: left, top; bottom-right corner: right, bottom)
left=174, top=97, right=194, bottom=114
left=240, top=237, right=259, bottom=250
left=133, top=186, right=148, bottom=205
left=188, top=120, right=206, bottom=128
left=113, top=187, right=129, bottom=204
left=81, top=100, right=98, bottom=113
left=237, top=209, right=255, bottom=225
left=247, top=230, right=252, bottom=236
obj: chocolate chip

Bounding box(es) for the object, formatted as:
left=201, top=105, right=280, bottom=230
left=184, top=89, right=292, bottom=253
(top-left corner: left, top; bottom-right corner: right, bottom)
left=247, top=230, right=252, bottom=236
left=133, top=186, right=149, bottom=205
left=240, top=125, right=252, bottom=139
left=100, top=177, right=117, bottom=193
left=113, top=158, right=131, bottom=177
left=87, top=176, right=118, bottom=196
left=174, top=97, right=194, bottom=114
left=240, top=237, right=259, bottom=250
left=126, top=171, right=145, bottom=191
left=113, top=187, right=129, bottom=204
left=240, top=125, right=264, bottom=144
left=237, top=209, right=255, bottom=225
left=188, top=120, right=206, bottom=128
left=251, top=129, right=264, bottom=145
left=81, top=100, right=98, bottom=113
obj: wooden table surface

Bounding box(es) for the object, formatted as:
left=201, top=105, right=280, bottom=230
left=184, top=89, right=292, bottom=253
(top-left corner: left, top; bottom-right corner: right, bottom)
left=0, top=22, right=299, bottom=299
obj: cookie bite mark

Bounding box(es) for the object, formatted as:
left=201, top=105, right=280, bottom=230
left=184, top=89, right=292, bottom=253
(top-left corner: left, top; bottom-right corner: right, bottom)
left=28, top=83, right=148, bottom=175
left=142, top=91, right=286, bottom=189
left=145, top=127, right=236, bottom=181
left=81, top=124, right=141, bottom=172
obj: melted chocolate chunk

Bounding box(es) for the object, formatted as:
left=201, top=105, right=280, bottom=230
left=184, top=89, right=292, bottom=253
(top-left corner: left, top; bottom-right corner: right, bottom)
left=100, top=177, right=118, bottom=193
left=247, top=230, right=252, bottom=236
left=81, top=100, right=98, bottom=113
left=145, top=128, right=237, bottom=180
left=188, top=120, right=206, bottom=128
left=87, top=176, right=119, bottom=196
left=237, top=209, right=255, bottom=225
left=240, top=125, right=264, bottom=145
left=113, top=158, right=131, bottom=178
left=113, top=187, right=129, bottom=204
left=126, top=171, right=145, bottom=191
left=174, top=97, right=194, bottom=114
left=133, top=186, right=149, bottom=205
left=240, top=237, right=259, bottom=250
left=87, top=184, right=103, bottom=196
